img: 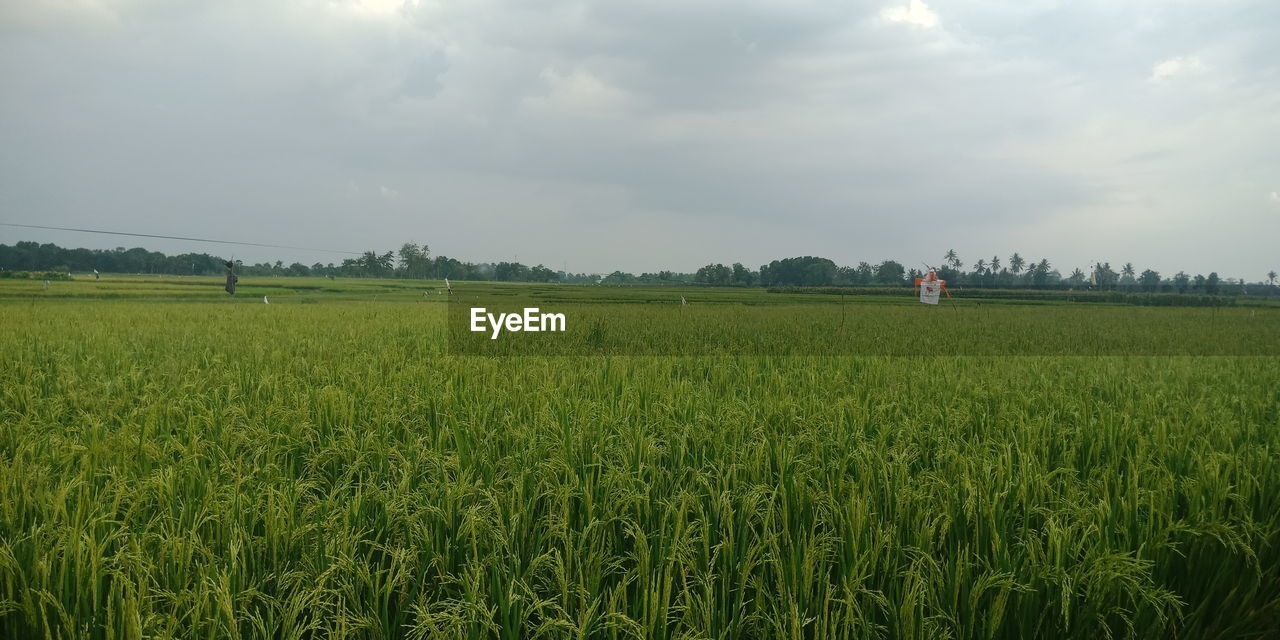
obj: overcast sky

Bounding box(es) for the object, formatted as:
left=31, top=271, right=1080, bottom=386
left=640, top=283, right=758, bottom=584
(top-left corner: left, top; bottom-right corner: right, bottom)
left=2, top=0, right=1277, bottom=277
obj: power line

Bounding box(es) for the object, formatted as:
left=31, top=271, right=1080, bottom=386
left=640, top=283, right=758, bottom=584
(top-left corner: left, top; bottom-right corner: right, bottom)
left=0, top=222, right=362, bottom=256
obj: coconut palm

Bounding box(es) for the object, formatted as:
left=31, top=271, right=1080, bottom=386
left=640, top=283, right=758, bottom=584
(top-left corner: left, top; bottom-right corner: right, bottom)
left=1009, top=253, right=1025, bottom=274
left=944, top=249, right=962, bottom=270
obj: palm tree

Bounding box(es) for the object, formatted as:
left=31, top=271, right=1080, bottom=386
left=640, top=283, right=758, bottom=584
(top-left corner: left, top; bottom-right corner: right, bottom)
left=1009, top=253, right=1025, bottom=274
left=973, top=258, right=987, bottom=274
left=990, top=255, right=1001, bottom=272
left=359, top=251, right=381, bottom=275
left=1121, top=263, right=1136, bottom=279
left=1032, top=259, right=1051, bottom=285
left=376, top=251, right=396, bottom=274
left=944, top=249, right=962, bottom=270
left=1268, top=270, right=1277, bottom=287
left=1096, top=262, right=1119, bottom=289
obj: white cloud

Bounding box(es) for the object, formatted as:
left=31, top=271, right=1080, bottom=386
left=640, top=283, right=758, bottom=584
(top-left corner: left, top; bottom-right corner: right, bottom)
left=881, top=0, right=939, bottom=29
left=1149, top=55, right=1206, bottom=83
left=342, top=0, right=413, bottom=19
left=523, top=67, right=634, bottom=116
left=1, top=0, right=1277, bottom=277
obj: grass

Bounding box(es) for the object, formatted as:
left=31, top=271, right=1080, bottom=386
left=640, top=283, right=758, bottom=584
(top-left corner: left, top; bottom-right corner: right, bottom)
left=1, top=277, right=1278, bottom=639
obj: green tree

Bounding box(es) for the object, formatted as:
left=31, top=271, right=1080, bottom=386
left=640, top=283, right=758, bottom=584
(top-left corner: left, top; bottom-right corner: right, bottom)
left=529, top=265, right=558, bottom=282
left=494, top=262, right=531, bottom=281
left=397, top=243, right=431, bottom=278
left=602, top=271, right=636, bottom=284
left=875, top=260, right=906, bottom=285
left=695, top=263, right=733, bottom=286
left=1205, top=272, right=1220, bottom=294
left=358, top=251, right=382, bottom=276
left=1174, top=271, right=1190, bottom=293
left=944, top=249, right=962, bottom=271
left=1120, top=263, right=1136, bottom=288
left=1139, top=269, right=1161, bottom=291
left=1094, top=262, right=1119, bottom=289
left=1027, top=259, right=1052, bottom=287
left=854, top=262, right=874, bottom=285
left=759, top=257, right=837, bottom=286
left=1009, top=253, right=1025, bottom=275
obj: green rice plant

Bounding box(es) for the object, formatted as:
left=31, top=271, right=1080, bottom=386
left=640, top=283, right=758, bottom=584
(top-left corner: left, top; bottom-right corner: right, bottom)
left=0, top=286, right=1278, bottom=639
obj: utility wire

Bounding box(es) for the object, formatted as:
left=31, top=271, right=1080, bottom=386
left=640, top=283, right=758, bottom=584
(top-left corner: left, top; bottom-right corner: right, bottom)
left=0, top=222, right=362, bottom=256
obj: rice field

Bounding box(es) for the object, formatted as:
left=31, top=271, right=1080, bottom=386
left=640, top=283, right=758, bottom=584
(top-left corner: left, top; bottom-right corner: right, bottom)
left=1, top=277, right=1278, bottom=639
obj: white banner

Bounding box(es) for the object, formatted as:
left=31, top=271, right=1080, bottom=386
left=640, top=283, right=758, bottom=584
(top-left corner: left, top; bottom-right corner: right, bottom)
left=920, top=282, right=941, bottom=304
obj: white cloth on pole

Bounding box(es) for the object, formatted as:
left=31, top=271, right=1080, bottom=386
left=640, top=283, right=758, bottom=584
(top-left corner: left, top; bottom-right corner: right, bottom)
left=920, top=282, right=941, bottom=304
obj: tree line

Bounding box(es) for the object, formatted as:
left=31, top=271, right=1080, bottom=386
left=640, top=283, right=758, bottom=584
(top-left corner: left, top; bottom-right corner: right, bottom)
left=0, top=242, right=594, bottom=283
left=691, top=252, right=1276, bottom=295
left=2, top=241, right=1275, bottom=294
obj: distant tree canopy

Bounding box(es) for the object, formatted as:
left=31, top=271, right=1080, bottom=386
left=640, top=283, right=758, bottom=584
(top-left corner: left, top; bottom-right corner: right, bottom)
left=0, top=242, right=226, bottom=275
left=0, top=241, right=585, bottom=283
left=0, top=241, right=1271, bottom=294
left=759, top=257, right=839, bottom=286
left=694, top=263, right=733, bottom=286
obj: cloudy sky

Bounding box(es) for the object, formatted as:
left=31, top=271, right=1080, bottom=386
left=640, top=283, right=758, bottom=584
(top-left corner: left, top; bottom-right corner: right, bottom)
left=1, top=0, right=1277, bottom=277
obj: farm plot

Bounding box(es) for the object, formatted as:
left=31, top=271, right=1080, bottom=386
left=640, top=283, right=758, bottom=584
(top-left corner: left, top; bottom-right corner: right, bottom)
left=1, top=286, right=1277, bottom=639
